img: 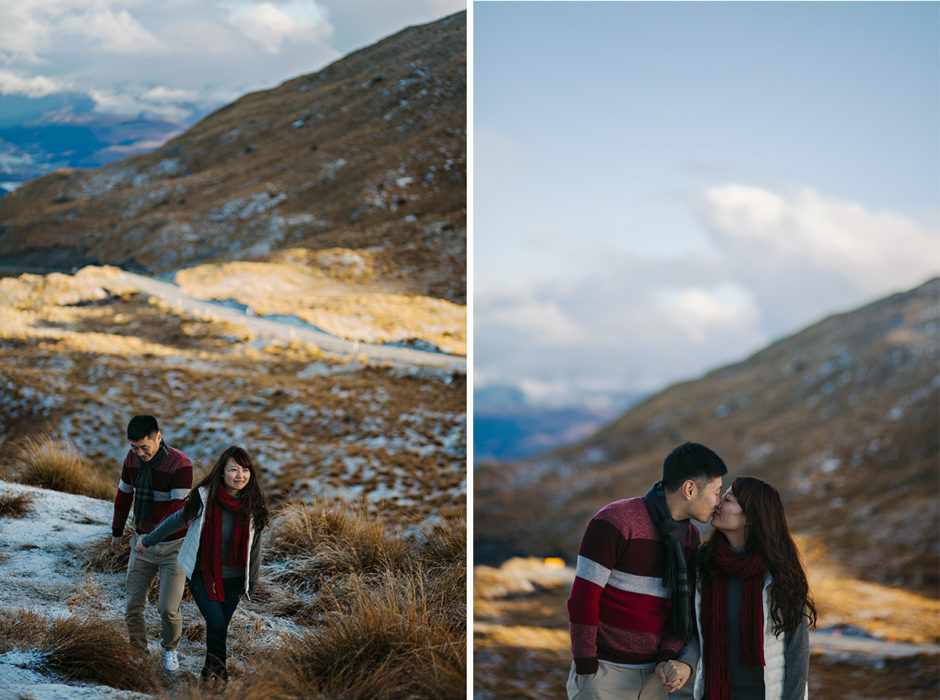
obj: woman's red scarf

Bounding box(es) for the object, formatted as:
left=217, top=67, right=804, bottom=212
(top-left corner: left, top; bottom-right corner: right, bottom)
left=701, top=533, right=765, bottom=700
left=199, top=488, right=250, bottom=602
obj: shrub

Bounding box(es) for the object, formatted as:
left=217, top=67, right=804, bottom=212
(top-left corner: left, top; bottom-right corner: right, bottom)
left=0, top=489, right=34, bottom=518
left=39, top=614, right=159, bottom=692
left=10, top=435, right=112, bottom=500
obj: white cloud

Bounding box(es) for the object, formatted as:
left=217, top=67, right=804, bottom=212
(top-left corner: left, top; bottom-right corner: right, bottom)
left=478, top=185, right=939, bottom=408
left=86, top=87, right=197, bottom=120
left=0, top=2, right=52, bottom=62
left=58, top=5, right=164, bottom=53
left=0, top=71, right=70, bottom=98
left=475, top=257, right=771, bottom=407
left=225, top=1, right=332, bottom=53
left=140, top=86, right=201, bottom=103
left=696, top=183, right=940, bottom=330
left=651, top=283, right=761, bottom=344
left=0, top=1, right=163, bottom=60
left=481, top=294, right=584, bottom=345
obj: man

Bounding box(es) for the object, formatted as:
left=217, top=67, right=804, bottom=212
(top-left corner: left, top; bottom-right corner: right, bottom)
left=566, top=442, right=727, bottom=699
left=111, top=415, right=192, bottom=672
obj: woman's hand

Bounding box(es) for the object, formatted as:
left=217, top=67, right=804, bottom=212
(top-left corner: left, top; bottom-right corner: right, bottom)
left=135, top=539, right=148, bottom=554
left=655, top=660, right=691, bottom=693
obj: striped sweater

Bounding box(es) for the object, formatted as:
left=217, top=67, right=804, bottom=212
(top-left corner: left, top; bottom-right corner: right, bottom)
left=111, top=446, right=192, bottom=539
left=567, top=496, right=700, bottom=674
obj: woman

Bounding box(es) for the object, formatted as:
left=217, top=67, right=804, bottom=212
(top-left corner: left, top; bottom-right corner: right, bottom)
left=692, top=476, right=816, bottom=699
left=137, top=445, right=269, bottom=682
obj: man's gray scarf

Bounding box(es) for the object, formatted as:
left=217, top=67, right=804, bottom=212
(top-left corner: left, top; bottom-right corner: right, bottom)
left=643, top=481, right=695, bottom=641
left=133, top=441, right=168, bottom=530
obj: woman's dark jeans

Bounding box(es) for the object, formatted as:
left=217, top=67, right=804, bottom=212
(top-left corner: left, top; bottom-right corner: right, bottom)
left=187, top=571, right=244, bottom=679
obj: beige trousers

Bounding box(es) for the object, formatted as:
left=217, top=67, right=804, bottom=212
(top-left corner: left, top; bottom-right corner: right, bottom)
left=566, top=661, right=668, bottom=700
left=125, top=534, right=185, bottom=652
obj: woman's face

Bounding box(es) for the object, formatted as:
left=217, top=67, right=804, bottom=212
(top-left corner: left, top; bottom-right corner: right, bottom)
left=223, top=457, right=251, bottom=494
left=710, top=486, right=747, bottom=535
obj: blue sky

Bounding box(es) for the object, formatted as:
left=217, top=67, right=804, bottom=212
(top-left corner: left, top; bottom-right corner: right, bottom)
left=473, top=1, right=940, bottom=409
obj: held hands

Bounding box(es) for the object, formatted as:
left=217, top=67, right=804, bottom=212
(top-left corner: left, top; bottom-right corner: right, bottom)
left=655, top=660, right=691, bottom=693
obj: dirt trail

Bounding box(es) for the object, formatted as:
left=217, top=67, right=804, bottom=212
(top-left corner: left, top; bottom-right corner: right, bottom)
left=808, top=631, right=939, bottom=658
left=123, top=271, right=466, bottom=372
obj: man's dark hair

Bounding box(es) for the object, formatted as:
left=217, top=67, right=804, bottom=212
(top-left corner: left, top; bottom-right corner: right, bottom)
left=662, top=442, right=727, bottom=492
left=127, top=415, right=160, bottom=441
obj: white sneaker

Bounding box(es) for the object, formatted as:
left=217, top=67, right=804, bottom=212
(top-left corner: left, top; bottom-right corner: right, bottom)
left=162, top=649, right=179, bottom=672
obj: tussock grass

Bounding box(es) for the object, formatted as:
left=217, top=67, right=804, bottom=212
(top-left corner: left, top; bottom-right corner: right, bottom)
left=10, top=435, right=112, bottom=500
left=0, top=608, right=47, bottom=653
left=83, top=532, right=131, bottom=573
left=0, top=609, right=159, bottom=692
left=0, top=489, right=34, bottom=518
left=39, top=614, right=159, bottom=692
left=247, top=572, right=465, bottom=699
left=267, top=499, right=413, bottom=590
left=245, top=499, right=466, bottom=699
left=65, top=574, right=108, bottom=614
left=416, top=508, right=466, bottom=570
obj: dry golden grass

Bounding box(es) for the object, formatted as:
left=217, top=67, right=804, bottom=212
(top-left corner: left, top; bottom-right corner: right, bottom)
left=0, top=489, right=34, bottom=518
left=246, top=572, right=464, bottom=699
left=83, top=532, right=131, bottom=573
left=175, top=257, right=466, bottom=355
left=240, top=498, right=467, bottom=698
left=10, top=435, right=112, bottom=500
left=415, top=508, right=467, bottom=571
left=0, top=608, right=48, bottom=653
left=799, top=535, right=940, bottom=644
left=268, top=499, right=413, bottom=580
left=39, top=614, right=160, bottom=692
left=64, top=574, right=109, bottom=614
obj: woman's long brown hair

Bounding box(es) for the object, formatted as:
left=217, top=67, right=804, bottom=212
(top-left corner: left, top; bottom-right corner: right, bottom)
left=698, top=476, right=817, bottom=636
left=181, top=446, right=269, bottom=531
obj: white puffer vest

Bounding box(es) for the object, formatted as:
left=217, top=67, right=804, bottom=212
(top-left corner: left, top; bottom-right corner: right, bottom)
left=693, top=574, right=807, bottom=700
left=176, top=486, right=256, bottom=597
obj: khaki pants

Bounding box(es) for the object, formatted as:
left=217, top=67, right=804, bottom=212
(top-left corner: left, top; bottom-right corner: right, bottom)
left=125, top=534, right=185, bottom=652
left=566, top=661, right=667, bottom=700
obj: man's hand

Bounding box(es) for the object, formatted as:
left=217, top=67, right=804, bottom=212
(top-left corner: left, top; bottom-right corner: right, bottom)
left=655, top=660, right=691, bottom=693
left=135, top=538, right=148, bottom=554
left=110, top=536, right=124, bottom=555
left=575, top=672, right=596, bottom=690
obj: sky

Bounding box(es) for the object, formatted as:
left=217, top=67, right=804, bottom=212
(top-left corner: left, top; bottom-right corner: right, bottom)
left=0, top=0, right=464, bottom=129
left=474, top=1, right=940, bottom=411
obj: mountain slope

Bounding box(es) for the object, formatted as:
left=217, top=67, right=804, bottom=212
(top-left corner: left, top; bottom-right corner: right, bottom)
left=475, top=278, right=940, bottom=596
left=0, top=12, right=466, bottom=303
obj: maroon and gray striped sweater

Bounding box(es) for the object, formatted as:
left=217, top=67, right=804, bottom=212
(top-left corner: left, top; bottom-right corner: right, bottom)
left=111, top=446, right=192, bottom=539
left=567, top=496, right=700, bottom=675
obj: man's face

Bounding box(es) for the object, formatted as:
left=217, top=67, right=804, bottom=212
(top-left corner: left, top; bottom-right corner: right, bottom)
left=688, top=476, right=723, bottom=523
left=129, top=431, right=161, bottom=461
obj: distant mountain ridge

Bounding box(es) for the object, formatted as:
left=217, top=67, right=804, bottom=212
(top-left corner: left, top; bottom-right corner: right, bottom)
left=474, top=385, right=641, bottom=462
left=0, top=12, right=466, bottom=302
left=475, top=278, right=940, bottom=597
left=0, top=114, right=190, bottom=190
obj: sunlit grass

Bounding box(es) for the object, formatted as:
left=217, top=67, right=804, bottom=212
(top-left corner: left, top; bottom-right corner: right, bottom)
left=10, top=436, right=112, bottom=500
